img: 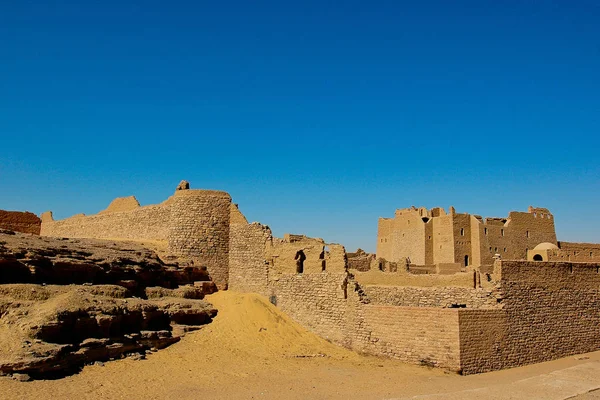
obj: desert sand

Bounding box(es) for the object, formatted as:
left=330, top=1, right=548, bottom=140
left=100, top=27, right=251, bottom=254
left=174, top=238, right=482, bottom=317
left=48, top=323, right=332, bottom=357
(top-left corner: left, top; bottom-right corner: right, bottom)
left=1, top=290, right=599, bottom=400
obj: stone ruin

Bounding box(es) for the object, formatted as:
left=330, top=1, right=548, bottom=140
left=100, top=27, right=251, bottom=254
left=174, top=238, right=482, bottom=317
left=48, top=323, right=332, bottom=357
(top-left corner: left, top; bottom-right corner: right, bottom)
left=3, top=180, right=600, bottom=377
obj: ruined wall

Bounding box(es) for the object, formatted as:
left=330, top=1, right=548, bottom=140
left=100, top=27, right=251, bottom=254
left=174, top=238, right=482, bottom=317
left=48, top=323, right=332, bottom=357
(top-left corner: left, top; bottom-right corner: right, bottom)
left=228, top=222, right=272, bottom=294
left=168, top=190, right=231, bottom=289
left=364, top=285, right=500, bottom=309
left=40, top=186, right=233, bottom=290
left=40, top=203, right=171, bottom=242
left=458, top=260, right=600, bottom=374
left=0, top=210, right=41, bottom=235
left=268, top=272, right=351, bottom=344
left=347, top=250, right=375, bottom=272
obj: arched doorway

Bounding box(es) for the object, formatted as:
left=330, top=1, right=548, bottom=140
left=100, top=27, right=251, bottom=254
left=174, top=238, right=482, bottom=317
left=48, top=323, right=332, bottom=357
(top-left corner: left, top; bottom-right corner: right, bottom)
left=533, top=254, right=543, bottom=261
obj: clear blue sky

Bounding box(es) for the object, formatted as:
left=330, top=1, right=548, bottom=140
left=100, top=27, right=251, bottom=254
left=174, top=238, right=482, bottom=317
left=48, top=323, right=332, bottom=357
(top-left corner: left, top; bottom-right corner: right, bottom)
left=1, top=1, right=599, bottom=252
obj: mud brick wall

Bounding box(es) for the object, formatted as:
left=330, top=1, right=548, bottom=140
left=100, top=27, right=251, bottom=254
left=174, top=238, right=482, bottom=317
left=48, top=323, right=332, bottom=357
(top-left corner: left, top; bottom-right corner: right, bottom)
left=268, top=272, right=351, bottom=344
left=458, top=260, right=600, bottom=374
left=265, top=271, right=464, bottom=370
left=364, top=285, right=500, bottom=309
left=40, top=204, right=171, bottom=241
left=0, top=210, right=41, bottom=234
left=352, top=305, right=461, bottom=371
left=458, top=309, right=506, bottom=374
left=168, top=190, right=231, bottom=289
left=228, top=222, right=272, bottom=295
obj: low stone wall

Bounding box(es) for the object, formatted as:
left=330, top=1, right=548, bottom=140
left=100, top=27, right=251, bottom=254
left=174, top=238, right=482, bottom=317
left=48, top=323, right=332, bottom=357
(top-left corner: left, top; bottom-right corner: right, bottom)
left=0, top=210, right=41, bottom=235
left=364, top=285, right=500, bottom=309
left=354, top=305, right=461, bottom=370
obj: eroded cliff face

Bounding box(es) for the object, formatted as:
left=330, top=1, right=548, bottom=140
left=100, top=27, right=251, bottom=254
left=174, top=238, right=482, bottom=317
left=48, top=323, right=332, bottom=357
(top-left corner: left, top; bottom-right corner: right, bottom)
left=0, top=211, right=41, bottom=235
left=0, top=232, right=218, bottom=380
left=0, top=231, right=215, bottom=295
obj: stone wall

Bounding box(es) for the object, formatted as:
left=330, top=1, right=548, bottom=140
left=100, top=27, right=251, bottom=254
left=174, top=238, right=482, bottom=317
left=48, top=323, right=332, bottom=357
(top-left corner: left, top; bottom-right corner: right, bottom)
left=0, top=210, right=41, bottom=234
left=353, top=305, right=461, bottom=370
left=40, top=185, right=233, bottom=290
left=168, top=190, right=231, bottom=289
left=548, top=241, right=600, bottom=262
left=364, top=285, right=500, bottom=309
left=458, top=260, right=600, bottom=374
left=40, top=203, right=171, bottom=242
left=347, top=250, right=375, bottom=272
left=228, top=222, right=272, bottom=295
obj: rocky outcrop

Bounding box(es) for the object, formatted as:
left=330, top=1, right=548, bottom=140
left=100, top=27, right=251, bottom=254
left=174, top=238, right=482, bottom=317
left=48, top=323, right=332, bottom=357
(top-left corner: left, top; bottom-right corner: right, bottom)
left=0, top=232, right=213, bottom=296
left=0, top=211, right=41, bottom=235
left=0, top=284, right=216, bottom=379
left=0, top=232, right=220, bottom=380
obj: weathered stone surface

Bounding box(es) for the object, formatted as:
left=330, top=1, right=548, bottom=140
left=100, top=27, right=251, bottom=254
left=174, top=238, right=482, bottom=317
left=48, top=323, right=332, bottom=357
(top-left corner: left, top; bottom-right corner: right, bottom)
left=176, top=180, right=190, bottom=191
left=0, top=284, right=217, bottom=379
left=0, top=210, right=41, bottom=235
left=0, top=232, right=210, bottom=295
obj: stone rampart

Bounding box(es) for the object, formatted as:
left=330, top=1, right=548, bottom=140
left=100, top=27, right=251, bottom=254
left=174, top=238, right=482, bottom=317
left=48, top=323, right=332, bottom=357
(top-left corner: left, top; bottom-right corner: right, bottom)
left=40, top=204, right=171, bottom=242
left=40, top=185, right=232, bottom=290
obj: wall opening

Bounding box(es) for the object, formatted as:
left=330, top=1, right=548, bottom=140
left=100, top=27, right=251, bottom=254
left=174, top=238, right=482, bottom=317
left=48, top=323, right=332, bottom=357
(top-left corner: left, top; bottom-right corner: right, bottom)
left=570, top=265, right=574, bottom=274
left=460, top=228, right=465, bottom=236
left=422, top=217, right=430, bottom=223
left=533, top=254, right=543, bottom=261
left=526, top=230, right=530, bottom=238
left=464, top=255, right=469, bottom=267
left=319, top=249, right=326, bottom=271
left=501, top=229, right=505, bottom=236
left=484, top=228, right=488, bottom=235
left=295, top=250, right=306, bottom=274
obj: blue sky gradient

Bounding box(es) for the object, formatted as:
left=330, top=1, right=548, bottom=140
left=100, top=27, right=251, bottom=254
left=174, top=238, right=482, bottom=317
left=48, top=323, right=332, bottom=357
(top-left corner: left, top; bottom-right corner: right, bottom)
left=1, top=1, right=599, bottom=251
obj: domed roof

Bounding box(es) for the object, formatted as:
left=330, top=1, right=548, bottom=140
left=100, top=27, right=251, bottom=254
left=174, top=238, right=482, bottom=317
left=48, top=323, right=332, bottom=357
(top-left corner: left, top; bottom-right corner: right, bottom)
left=533, top=242, right=559, bottom=250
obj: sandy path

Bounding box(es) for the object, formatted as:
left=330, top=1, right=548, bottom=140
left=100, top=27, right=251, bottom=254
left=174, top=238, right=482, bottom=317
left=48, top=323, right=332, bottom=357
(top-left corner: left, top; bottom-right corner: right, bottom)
left=1, top=291, right=599, bottom=400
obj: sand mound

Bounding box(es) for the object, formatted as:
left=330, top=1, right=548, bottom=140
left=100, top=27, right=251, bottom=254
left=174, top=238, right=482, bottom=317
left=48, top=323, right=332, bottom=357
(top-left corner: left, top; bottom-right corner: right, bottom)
left=198, top=291, right=357, bottom=360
